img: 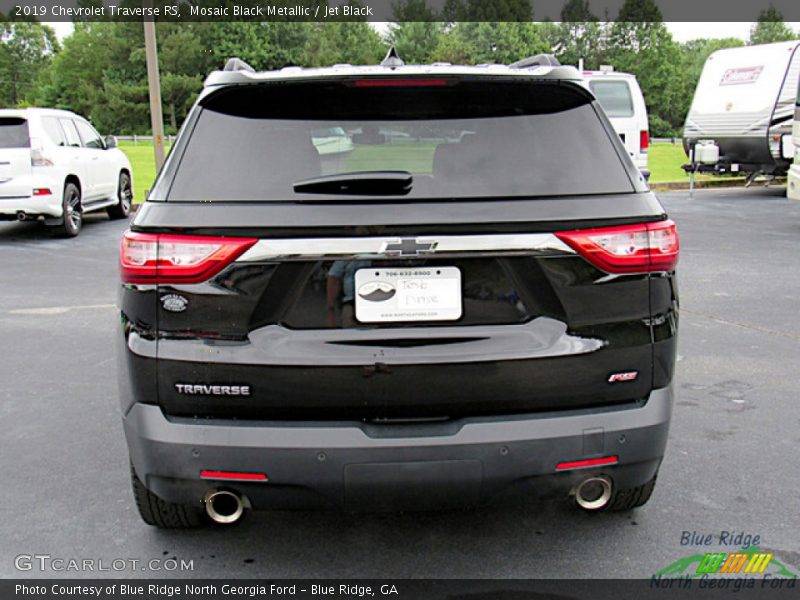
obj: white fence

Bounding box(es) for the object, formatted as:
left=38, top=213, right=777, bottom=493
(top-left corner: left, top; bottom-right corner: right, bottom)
left=116, top=135, right=175, bottom=144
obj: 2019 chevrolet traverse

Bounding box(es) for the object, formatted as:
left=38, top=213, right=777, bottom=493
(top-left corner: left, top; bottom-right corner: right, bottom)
left=118, top=52, right=678, bottom=528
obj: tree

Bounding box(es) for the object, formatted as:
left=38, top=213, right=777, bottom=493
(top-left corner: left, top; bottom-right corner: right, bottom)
left=749, top=7, right=797, bottom=45
left=304, top=2, right=385, bottom=66
left=41, top=21, right=203, bottom=134
left=434, top=22, right=548, bottom=65
left=441, top=0, right=532, bottom=21
left=388, top=22, right=446, bottom=64
left=607, top=0, right=688, bottom=136
left=304, top=22, right=385, bottom=66
left=37, top=23, right=108, bottom=120
left=546, top=0, right=606, bottom=68
left=0, top=20, right=59, bottom=107
left=388, top=1, right=444, bottom=63
left=155, top=24, right=206, bottom=130
left=194, top=22, right=311, bottom=72
left=608, top=0, right=664, bottom=53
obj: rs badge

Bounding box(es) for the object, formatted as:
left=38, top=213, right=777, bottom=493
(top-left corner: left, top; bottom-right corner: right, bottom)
left=608, top=371, right=638, bottom=383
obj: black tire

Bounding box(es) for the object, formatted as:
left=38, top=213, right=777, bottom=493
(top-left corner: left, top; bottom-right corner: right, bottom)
left=56, top=182, right=82, bottom=237
left=607, top=475, right=657, bottom=511
left=107, top=171, right=132, bottom=219
left=130, top=465, right=206, bottom=529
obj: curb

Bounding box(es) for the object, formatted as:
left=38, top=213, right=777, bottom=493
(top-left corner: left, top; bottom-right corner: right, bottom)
left=649, top=179, right=747, bottom=192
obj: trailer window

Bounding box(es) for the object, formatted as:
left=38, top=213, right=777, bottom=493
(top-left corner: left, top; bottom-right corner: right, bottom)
left=589, top=81, right=634, bottom=118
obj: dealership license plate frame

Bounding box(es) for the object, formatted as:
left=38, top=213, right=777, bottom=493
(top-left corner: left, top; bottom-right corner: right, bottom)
left=354, top=266, right=463, bottom=323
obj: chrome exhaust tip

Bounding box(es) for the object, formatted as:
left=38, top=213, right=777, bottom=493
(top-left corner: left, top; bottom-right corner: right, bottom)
left=204, top=489, right=245, bottom=524
left=17, top=211, right=26, bottom=221
left=575, top=475, right=613, bottom=511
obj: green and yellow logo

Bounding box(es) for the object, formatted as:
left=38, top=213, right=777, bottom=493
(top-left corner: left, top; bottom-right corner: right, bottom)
left=696, top=551, right=773, bottom=575
left=655, top=546, right=798, bottom=579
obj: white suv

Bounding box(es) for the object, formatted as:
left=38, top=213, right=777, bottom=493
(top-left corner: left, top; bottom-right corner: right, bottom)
left=0, top=108, right=133, bottom=236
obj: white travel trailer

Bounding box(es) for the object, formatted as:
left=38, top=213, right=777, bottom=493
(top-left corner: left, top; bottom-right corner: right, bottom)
left=683, top=40, right=800, bottom=179
left=787, top=83, right=800, bottom=200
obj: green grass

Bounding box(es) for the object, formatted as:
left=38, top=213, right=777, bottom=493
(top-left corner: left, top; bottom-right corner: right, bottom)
left=345, top=143, right=438, bottom=173
left=648, top=142, right=690, bottom=183
left=120, top=140, right=704, bottom=202
left=119, top=141, right=170, bottom=203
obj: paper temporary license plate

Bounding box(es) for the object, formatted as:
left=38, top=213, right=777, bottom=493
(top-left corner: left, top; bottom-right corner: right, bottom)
left=354, top=267, right=462, bottom=323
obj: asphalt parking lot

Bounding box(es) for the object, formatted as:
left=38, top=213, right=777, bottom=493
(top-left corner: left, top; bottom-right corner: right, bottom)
left=1, top=187, right=799, bottom=580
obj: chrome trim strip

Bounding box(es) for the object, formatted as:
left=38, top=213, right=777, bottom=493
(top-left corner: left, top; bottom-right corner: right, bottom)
left=237, top=233, right=574, bottom=262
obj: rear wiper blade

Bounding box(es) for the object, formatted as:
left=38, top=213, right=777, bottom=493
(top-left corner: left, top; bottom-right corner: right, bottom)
left=292, top=171, right=412, bottom=196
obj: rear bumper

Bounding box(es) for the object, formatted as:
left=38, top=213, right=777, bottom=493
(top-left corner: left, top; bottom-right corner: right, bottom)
left=0, top=193, right=62, bottom=218
left=124, top=384, right=673, bottom=510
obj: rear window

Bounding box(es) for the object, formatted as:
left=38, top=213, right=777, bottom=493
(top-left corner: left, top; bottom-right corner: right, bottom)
left=168, top=79, right=634, bottom=201
left=0, top=118, right=30, bottom=148
left=589, top=81, right=634, bottom=118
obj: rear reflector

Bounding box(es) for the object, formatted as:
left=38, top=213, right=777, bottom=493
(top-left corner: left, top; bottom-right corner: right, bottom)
left=120, top=231, right=257, bottom=284
left=556, top=456, right=618, bottom=471
left=33, top=188, right=52, bottom=196
left=200, top=470, right=268, bottom=482
left=640, top=130, right=649, bottom=152
left=555, top=219, right=679, bottom=274
left=354, top=78, right=449, bottom=88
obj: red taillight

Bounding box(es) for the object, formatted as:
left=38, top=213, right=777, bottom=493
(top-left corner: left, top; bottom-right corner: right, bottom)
left=33, top=188, right=52, bottom=196
left=555, top=220, right=679, bottom=274
left=556, top=456, right=618, bottom=471
left=200, top=470, right=268, bottom=482
left=120, top=231, right=257, bottom=284
left=640, top=130, right=649, bottom=152
left=353, top=78, right=449, bottom=88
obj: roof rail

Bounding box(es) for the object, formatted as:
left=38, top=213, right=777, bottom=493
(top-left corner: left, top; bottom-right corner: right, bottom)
left=223, top=57, right=255, bottom=73
left=509, top=54, right=561, bottom=69
left=381, top=46, right=404, bottom=68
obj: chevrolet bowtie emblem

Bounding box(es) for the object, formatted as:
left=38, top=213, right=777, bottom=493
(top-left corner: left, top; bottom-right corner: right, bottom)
left=381, top=238, right=438, bottom=256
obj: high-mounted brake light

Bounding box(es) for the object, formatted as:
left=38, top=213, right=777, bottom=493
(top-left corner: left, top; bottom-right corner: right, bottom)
left=353, top=79, right=449, bottom=88
left=120, top=231, right=257, bottom=284
left=555, top=220, right=679, bottom=274
left=640, top=130, right=649, bottom=152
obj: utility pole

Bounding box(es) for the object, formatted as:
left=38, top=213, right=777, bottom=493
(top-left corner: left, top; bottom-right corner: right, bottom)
left=143, top=5, right=165, bottom=171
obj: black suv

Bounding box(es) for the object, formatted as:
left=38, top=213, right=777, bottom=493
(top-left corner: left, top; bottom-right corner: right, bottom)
left=118, top=54, right=678, bottom=527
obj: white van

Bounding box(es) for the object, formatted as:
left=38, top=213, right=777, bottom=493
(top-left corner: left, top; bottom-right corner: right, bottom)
left=0, top=107, right=133, bottom=236
left=581, top=70, right=650, bottom=176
